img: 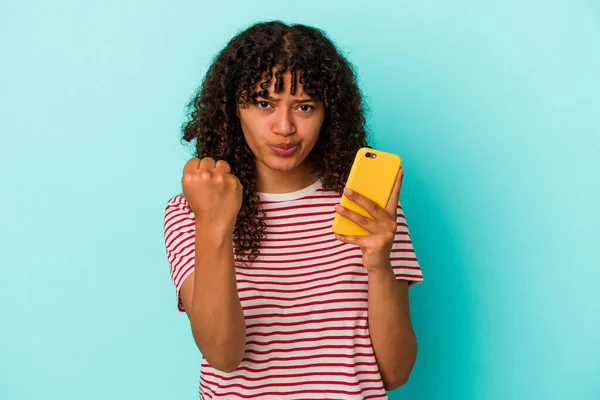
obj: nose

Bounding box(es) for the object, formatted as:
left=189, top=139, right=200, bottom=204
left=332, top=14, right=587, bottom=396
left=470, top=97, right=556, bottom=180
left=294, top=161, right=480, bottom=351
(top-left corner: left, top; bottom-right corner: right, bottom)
left=271, top=107, right=296, bottom=136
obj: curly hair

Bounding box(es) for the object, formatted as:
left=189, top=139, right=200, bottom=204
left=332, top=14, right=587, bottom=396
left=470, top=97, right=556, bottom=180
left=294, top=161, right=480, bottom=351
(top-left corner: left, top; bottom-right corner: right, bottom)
left=182, top=21, right=370, bottom=264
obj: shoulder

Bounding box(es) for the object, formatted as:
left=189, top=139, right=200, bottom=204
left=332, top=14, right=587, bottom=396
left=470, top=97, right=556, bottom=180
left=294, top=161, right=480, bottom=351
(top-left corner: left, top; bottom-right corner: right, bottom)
left=167, top=192, right=187, bottom=206
left=166, top=193, right=190, bottom=210
left=164, top=193, right=194, bottom=219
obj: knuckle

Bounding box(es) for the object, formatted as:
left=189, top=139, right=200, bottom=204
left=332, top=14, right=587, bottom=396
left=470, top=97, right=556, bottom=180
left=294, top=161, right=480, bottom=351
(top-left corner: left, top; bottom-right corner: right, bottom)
left=383, top=232, right=394, bottom=244
left=200, top=170, right=211, bottom=180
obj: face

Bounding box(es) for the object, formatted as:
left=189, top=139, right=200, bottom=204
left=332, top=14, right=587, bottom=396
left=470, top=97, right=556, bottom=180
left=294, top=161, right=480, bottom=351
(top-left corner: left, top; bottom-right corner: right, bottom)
left=237, top=69, right=325, bottom=177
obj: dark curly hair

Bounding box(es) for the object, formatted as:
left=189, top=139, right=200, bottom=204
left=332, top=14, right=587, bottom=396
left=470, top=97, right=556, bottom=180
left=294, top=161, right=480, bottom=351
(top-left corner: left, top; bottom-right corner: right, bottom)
left=182, top=21, right=370, bottom=264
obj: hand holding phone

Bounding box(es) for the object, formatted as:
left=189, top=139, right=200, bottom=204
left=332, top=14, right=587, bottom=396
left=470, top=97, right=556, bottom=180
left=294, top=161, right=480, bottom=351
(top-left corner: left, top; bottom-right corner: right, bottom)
left=332, top=147, right=402, bottom=236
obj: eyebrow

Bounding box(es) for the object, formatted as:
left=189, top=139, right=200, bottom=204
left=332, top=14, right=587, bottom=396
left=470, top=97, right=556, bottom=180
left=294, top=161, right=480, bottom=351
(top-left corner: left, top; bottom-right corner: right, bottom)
left=256, top=94, right=317, bottom=103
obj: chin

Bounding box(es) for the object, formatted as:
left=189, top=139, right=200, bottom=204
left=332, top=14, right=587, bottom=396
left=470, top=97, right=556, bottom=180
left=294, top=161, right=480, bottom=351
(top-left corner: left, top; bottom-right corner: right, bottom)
left=265, top=159, right=300, bottom=172
left=263, top=153, right=305, bottom=172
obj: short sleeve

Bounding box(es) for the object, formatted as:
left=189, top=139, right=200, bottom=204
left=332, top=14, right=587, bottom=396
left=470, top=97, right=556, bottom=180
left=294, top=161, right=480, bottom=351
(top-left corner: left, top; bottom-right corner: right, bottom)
left=390, top=202, right=423, bottom=287
left=163, top=194, right=196, bottom=312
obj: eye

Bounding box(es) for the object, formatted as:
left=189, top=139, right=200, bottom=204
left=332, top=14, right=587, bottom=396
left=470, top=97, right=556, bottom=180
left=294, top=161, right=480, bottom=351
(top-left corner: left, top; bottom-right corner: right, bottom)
left=257, top=101, right=271, bottom=109
left=298, top=104, right=315, bottom=112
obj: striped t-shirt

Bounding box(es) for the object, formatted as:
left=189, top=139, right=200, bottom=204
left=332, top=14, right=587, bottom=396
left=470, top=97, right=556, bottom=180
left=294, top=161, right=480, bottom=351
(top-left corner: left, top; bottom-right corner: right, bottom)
left=163, top=178, right=423, bottom=399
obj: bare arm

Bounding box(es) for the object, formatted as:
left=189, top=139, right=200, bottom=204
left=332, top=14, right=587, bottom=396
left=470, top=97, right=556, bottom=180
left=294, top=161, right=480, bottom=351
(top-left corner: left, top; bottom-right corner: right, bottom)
left=332, top=168, right=418, bottom=390
left=178, top=223, right=246, bottom=372
left=367, top=264, right=417, bottom=390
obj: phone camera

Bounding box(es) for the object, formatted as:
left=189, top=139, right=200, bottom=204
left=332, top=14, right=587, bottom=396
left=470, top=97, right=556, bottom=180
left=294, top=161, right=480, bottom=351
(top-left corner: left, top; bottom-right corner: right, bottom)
left=365, top=152, right=377, bottom=159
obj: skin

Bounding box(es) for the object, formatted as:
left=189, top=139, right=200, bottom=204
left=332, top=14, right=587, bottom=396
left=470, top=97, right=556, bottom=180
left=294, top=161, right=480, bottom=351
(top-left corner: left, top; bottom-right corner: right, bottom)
left=179, top=69, right=418, bottom=388
left=335, top=167, right=418, bottom=389
left=180, top=157, right=246, bottom=373
left=236, top=70, right=325, bottom=194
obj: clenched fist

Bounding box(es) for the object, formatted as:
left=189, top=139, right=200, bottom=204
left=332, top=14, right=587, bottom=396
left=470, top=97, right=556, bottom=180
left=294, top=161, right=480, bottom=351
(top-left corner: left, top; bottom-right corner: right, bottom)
left=182, top=157, right=243, bottom=232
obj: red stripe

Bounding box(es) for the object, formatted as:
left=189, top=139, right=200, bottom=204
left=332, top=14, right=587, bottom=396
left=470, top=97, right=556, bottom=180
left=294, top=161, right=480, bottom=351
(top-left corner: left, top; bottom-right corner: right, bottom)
left=263, top=210, right=334, bottom=221
left=257, top=236, right=412, bottom=249
left=237, top=252, right=361, bottom=268
left=245, top=343, right=373, bottom=356
left=261, top=201, right=339, bottom=213
left=238, top=253, right=418, bottom=270
left=167, top=238, right=194, bottom=268
left=260, top=194, right=341, bottom=205
left=239, top=241, right=346, bottom=257
left=246, top=325, right=367, bottom=338
left=240, top=288, right=368, bottom=303
left=236, top=263, right=367, bottom=280
left=396, top=273, right=424, bottom=280
left=202, top=361, right=378, bottom=373
left=238, top=351, right=376, bottom=365
left=246, top=315, right=368, bottom=330
left=199, top=382, right=213, bottom=399
left=174, top=264, right=194, bottom=290
left=390, top=256, right=419, bottom=262
left=164, top=219, right=192, bottom=245
left=253, top=242, right=416, bottom=257
left=264, top=225, right=332, bottom=235
left=172, top=246, right=195, bottom=284
left=238, top=278, right=367, bottom=294
left=242, top=297, right=367, bottom=312
left=172, top=253, right=194, bottom=285
left=202, top=369, right=380, bottom=382
left=244, top=307, right=368, bottom=320
left=294, top=395, right=387, bottom=400
left=260, top=231, right=332, bottom=242
left=246, top=334, right=371, bottom=347
left=163, top=209, right=192, bottom=235
left=259, top=236, right=338, bottom=249
left=201, top=375, right=383, bottom=391
left=266, top=217, right=334, bottom=229
left=164, top=226, right=194, bottom=252
left=196, top=386, right=385, bottom=399
left=363, top=394, right=389, bottom=400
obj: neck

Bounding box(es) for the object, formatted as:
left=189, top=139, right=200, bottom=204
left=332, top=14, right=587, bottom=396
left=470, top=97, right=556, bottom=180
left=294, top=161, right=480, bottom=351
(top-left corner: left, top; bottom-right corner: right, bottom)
left=256, top=161, right=321, bottom=194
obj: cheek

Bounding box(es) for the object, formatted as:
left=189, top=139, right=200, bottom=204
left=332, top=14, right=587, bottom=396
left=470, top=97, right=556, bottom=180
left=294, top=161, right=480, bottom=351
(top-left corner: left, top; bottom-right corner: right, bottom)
left=240, top=114, right=266, bottom=145
left=302, top=116, right=325, bottom=143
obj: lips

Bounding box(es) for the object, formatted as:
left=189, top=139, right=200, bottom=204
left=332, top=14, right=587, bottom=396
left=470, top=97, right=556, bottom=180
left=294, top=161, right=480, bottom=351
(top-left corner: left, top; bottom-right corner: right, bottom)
left=271, top=143, right=299, bottom=157
left=273, top=143, right=298, bottom=149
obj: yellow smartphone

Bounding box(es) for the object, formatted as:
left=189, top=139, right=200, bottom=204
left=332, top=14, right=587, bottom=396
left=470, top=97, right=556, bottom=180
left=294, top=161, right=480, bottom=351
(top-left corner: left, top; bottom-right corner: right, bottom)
left=332, top=147, right=402, bottom=236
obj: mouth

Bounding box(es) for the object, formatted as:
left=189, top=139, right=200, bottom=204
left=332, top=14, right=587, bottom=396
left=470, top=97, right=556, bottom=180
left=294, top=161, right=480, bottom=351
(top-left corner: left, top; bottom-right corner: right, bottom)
left=271, top=143, right=299, bottom=157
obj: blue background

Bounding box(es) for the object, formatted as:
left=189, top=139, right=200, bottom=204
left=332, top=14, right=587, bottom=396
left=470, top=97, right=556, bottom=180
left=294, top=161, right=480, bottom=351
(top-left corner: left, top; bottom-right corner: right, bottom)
left=1, top=0, right=599, bottom=399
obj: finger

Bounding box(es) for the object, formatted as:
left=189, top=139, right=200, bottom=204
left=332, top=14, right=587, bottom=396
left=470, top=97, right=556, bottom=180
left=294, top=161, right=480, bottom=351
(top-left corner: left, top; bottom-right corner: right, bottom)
left=335, top=203, right=379, bottom=234
left=183, top=157, right=200, bottom=174
left=343, top=188, right=388, bottom=221
left=199, top=157, right=216, bottom=170
left=215, top=160, right=231, bottom=174
left=335, top=233, right=368, bottom=247
left=385, top=167, right=404, bottom=215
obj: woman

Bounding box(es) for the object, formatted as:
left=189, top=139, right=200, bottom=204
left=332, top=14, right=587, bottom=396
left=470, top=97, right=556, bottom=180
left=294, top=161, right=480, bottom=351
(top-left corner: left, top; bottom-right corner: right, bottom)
left=163, top=20, right=423, bottom=399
